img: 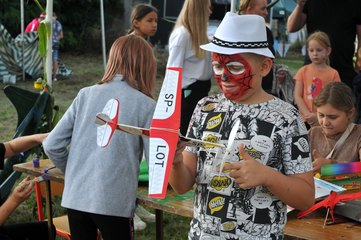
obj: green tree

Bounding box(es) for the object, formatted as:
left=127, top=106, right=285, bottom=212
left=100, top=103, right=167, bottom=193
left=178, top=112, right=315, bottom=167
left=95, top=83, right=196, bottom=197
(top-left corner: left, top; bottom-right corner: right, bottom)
left=0, top=0, right=124, bottom=52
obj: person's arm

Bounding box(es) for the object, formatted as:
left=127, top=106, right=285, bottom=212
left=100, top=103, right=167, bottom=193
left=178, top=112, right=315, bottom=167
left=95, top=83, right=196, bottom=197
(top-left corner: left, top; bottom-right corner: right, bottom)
left=287, top=0, right=307, bottom=33
left=223, top=146, right=314, bottom=211
left=0, top=176, right=34, bottom=224
left=4, top=133, right=48, bottom=158
left=311, top=149, right=332, bottom=173
left=169, top=142, right=197, bottom=194
left=166, top=28, right=187, bottom=69
left=356, top=25, right=361, bottom=71
left=294, top=79, right=312, bottom=118
left=333, top=70, right=341, bottom=82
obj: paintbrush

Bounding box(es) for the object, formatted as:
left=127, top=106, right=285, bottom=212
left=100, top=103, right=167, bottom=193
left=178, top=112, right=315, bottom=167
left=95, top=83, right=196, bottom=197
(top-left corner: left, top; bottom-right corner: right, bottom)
left=19, top=176, right=45, bottom=191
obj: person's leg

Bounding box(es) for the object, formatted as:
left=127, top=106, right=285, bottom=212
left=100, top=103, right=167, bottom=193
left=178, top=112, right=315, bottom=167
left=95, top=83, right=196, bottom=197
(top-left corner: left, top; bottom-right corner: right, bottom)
left=67, top=208, right=98, bottom=240
left=133, top=212, right=146, bottom=231
left=1, top=221, right=54, bottom=240
left=53, top=48, right=59, bottom=80
left=136, top=204, right=155, bottom=223
left=92, top=212, right=133, bottom=240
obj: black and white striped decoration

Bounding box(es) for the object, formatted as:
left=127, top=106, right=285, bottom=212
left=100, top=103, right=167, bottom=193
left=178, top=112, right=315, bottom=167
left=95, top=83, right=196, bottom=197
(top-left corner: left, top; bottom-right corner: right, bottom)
left=211, top=36, right=268, bottom=49
left=0, top=24, right=43, bottom=81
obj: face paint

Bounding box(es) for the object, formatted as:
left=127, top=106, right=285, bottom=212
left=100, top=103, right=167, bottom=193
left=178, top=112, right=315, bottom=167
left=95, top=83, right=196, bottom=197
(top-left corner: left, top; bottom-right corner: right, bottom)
left=212, top=53, right=254, bottom=100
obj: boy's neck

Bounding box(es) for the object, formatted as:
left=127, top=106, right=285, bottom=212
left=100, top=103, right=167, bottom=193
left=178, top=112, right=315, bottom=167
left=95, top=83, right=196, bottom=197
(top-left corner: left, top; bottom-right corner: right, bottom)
left=232, top=89, right=273, bottom=105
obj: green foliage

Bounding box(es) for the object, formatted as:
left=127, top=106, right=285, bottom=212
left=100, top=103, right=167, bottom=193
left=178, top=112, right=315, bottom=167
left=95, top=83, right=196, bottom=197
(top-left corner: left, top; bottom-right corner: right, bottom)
left=34, top=0, right=45, bottom=13
left=288, top=40, right=305, bottom=55
left=0, top=0, right=124, bottom=52
left=37, top=23, right=47, bottom=58
left=61, top=31, right=78, bottom=50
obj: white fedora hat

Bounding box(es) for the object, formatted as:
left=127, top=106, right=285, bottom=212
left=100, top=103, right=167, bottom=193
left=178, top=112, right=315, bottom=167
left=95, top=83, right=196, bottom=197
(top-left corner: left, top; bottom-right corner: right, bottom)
left=201, top=12, right=274, bottom=58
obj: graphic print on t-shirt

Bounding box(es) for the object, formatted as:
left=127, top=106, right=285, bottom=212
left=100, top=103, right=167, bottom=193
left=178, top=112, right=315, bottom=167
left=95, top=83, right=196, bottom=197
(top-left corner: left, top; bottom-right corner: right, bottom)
left=186, top=95, right=311, bottom=240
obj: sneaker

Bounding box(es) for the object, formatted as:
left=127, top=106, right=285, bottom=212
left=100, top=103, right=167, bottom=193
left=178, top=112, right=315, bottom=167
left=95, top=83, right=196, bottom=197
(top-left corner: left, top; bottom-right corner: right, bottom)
left=136, top=205, right=156, bottom=223
left=53, top=77, right=58, bottom=81
left=133, top=213, right=147, bottom=231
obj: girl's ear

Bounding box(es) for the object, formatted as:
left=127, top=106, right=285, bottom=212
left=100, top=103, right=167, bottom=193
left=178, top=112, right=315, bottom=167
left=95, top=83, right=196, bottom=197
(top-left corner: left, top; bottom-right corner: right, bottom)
left=133, top=20, right=140, bottom=28
left=347, top=107, right=356, bottom=121
left=260, top=58, right=273, bottom=77
left=327, top=47, right=332, bottom=55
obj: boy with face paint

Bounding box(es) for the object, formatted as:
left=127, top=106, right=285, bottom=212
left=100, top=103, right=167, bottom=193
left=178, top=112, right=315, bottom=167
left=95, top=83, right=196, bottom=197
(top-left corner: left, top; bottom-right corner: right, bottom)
left=169, top=13, right=315, bottom=239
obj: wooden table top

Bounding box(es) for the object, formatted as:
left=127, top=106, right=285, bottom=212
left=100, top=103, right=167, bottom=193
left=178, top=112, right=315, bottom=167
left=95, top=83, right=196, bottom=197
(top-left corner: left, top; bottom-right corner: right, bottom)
left=285, top=208, right=361, bottom=239
left=13, top=159, right=64, bottom=183
left=137, top=186, right=194, bottom=218
left=13, top=160, right=361, bottom=239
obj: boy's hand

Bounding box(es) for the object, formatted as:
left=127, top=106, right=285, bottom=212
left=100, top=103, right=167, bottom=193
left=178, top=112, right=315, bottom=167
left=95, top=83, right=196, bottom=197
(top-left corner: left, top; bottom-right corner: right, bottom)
left=296, top=0, right=307, bottom=7
left=173, top=140, right=187, bottom=166
left=10, top=176, right=35, bottom=204
left=312, top=149, right=331, bottom=174
left=223, top=145, right=267, bottom=189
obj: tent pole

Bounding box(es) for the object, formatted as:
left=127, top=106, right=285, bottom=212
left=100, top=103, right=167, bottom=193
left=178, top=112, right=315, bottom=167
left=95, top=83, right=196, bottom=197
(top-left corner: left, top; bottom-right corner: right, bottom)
left=100, top=0, right=106, bottom=71
left=230, top=0, right=239, bottom=13
left=21, top=0, right=25, bottom=81
left=46, top=1, right=53, bottom=88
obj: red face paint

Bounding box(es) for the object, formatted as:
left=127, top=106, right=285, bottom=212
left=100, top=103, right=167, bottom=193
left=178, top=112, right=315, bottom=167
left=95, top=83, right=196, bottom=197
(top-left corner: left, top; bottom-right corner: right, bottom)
left=212, top=53, right=254, bottom=100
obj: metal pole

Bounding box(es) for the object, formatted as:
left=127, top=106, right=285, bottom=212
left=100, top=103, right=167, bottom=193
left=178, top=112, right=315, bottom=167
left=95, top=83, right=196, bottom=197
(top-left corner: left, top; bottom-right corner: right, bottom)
left=21, top=0, right=25, bottom=81
left=269, top=4, right=274, bottom=30
left=100, top=0, right=107, bottom=71
left=230, top=0, right=238, bottom=13
left=46, top=0, right=53, bottom=88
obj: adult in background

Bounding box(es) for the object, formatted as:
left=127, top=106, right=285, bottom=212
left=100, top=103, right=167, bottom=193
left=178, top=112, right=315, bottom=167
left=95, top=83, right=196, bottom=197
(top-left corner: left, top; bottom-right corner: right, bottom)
left=166, top=0, right=213, bottom=136
left=287, top=0, right=361, bottom=89
left=239, top=0, right=276, bottom=94
left=52, top=12, right=63, bottom=81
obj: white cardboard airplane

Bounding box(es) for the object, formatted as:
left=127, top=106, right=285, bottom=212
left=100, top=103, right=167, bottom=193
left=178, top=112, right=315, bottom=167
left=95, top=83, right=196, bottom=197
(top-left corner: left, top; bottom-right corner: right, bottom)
left=96, top=67, right=225, bottom=198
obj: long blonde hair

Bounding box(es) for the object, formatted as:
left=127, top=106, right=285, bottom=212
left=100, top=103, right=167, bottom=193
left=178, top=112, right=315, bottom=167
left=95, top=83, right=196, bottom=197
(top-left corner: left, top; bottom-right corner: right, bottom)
left=173, top=0, right=210, bottom=58
left=99, top=35, right=156, bottom=99
left=239, top=0, right=252, bottom=14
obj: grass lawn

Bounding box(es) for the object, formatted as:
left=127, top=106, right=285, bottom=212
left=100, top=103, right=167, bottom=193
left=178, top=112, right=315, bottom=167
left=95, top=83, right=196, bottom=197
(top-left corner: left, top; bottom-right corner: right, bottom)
left=1, top=50, right=304, bottom=239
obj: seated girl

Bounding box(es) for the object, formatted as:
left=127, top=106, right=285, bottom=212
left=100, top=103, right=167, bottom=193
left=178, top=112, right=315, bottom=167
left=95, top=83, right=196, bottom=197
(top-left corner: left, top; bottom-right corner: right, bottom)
left=308, top=82, right=361, bottom=173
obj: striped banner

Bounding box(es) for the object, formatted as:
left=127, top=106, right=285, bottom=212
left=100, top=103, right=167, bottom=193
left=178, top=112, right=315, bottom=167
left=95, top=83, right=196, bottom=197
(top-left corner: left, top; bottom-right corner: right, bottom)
left=0, top=24, right=43, bottom=81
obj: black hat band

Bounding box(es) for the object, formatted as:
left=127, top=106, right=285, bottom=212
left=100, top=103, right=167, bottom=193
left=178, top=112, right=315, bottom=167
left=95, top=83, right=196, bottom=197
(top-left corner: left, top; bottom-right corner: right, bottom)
left=212, top=37, right=268, bottom=49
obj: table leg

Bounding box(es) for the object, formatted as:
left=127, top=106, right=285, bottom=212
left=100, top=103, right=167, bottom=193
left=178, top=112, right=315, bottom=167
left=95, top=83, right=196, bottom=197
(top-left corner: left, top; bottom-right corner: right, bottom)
left=44, top=180, right=54, bottom=240
left=155, top=209, right=163, bottom=240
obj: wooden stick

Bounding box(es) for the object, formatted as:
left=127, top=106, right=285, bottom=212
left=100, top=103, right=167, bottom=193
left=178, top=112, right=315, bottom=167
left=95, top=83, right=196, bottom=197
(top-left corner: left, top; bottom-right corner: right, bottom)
left=323, top=208, right=330, bottom=228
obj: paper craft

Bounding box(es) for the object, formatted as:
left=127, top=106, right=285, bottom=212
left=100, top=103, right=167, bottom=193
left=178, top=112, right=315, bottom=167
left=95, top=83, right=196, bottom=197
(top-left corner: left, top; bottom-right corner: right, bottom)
left=321, top=162, right=361, bottom=190
left=314, top=177, right=346, bottom=200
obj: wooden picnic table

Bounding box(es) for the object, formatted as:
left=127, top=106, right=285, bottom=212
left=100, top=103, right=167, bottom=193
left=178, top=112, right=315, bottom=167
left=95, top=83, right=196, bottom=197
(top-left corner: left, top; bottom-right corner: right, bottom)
left=13, top=159, right=361, bottom=240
